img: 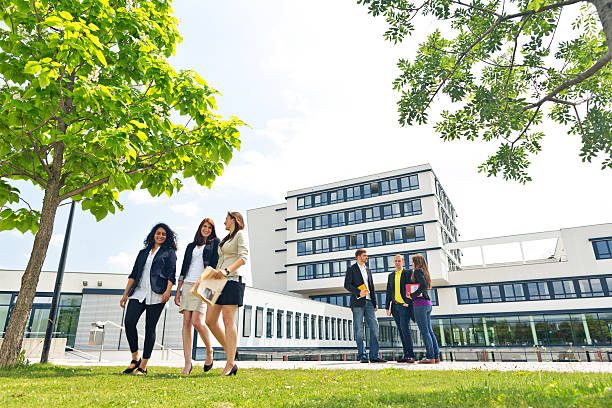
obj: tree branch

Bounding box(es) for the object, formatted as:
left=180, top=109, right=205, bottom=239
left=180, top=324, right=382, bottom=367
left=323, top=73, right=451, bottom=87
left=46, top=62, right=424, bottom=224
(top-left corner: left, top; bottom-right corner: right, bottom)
left=0, top=160, right=47, bottom=186
left=523, top=51, right=612, bottom=111
left=449, top=0, right=501, bottom=17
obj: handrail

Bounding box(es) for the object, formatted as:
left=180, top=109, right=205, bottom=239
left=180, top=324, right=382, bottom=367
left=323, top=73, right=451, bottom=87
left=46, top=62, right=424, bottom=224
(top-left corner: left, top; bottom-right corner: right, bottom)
left=65, top=346, right=101, bottom=361
left=94, top=320, right=184, bottom=361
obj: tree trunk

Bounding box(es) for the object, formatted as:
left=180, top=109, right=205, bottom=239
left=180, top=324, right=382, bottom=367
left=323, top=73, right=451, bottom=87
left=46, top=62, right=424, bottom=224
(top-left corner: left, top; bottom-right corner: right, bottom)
left=593, top=0, right=612, bottom=48
left=0, top=143, right=64, bottom=367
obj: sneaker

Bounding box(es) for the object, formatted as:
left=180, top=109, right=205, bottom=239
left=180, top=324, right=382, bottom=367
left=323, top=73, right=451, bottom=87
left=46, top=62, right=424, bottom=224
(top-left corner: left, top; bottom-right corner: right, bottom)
left=359, top=358, right=369, bottom=363
left=370, top=357, right=387, bottom=363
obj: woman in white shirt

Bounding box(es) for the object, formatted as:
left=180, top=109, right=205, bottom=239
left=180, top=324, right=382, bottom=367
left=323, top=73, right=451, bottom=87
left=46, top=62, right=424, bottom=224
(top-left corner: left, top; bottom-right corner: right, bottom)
left=205, top=212, right=249, bottom=376
left=175, top=218, right=220, bottom=374
left=119, top=223, right=177, bottom=375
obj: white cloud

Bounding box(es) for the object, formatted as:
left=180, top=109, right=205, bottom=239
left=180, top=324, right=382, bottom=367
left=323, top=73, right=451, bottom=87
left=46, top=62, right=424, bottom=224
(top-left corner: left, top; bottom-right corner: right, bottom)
left=50, top=234, right=64, bottom=247
left=170, top=201, right=200, bottom=218
left=107, top=252, right=135, bottom=273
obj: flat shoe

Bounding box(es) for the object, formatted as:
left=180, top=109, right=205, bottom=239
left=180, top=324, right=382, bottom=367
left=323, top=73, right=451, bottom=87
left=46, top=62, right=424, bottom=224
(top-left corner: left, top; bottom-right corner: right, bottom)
left=122, top=359, right=141, bottom=374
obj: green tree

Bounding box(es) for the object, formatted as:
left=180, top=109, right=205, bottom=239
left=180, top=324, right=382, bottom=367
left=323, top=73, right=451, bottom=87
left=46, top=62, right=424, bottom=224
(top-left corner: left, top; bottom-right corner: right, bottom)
left=358, top=0, right=612, bottom=182
left=0, top=0, right=243, bottom=366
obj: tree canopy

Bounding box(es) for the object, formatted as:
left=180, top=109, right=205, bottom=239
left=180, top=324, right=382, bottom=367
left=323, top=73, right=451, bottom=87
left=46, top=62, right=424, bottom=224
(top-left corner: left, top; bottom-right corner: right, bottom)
left=0, top=0, right=243, bottom=366
left=359, top=0, right=612, bottom=182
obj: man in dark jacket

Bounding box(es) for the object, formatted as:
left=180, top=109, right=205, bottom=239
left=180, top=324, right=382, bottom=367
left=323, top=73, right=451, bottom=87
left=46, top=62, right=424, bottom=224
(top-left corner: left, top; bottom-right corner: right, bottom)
left=344, top=249, right=386, bottom=363
left=385, top=254, right=416, bottom=363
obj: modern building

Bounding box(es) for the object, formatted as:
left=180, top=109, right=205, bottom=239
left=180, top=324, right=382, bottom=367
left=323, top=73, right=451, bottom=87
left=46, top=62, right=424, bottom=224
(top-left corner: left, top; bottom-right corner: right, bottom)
left=247, top=164, right=612, bottom=351
left=2, top=164, right=611, bottom=361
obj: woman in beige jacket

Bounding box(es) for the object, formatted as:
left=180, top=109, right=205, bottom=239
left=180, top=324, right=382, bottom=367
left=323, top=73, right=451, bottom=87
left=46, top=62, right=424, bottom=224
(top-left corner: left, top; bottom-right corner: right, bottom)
left=205, top=211, right=248, bottom=376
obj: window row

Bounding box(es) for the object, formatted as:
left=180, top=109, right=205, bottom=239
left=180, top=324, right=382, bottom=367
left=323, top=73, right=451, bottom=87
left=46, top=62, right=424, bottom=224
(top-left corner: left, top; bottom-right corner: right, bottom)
left=297, top=252, right=428, bottom=280
left=311, top=288, right=439, bottom=308
left=438, top=203, right=458, bottom=241
left=592, top=239, right=612, bottom=260
left=434, top=179, right=456, bottom=219
left=297, top=199, right=422, bottom=233
left=241, top=306, right=353, bottom=342
left=456, top=276, right=612, bottom=305
left=297, top=175, right=419, bottom=210
left=297, top=225, right=425, bottom=256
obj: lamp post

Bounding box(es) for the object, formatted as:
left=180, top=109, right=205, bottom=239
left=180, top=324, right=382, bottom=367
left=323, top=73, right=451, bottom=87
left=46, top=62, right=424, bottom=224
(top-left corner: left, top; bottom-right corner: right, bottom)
left=40, top=201, right=75, bottom=363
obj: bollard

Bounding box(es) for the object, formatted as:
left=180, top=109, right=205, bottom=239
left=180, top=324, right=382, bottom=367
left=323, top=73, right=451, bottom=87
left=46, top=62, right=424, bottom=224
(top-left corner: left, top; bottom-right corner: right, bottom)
left=483, top=350, right=488, bottom=362
left=392, top=351, right=395, bottom=361
left=283, top=355, right=288, bottom=361
left=317, top=354, right=321, bottom=361
left=342, top=353, right=346, bottom=361
left=597, top=350, right=603, bottom=362
left=537, top=349, right=542, bottom=362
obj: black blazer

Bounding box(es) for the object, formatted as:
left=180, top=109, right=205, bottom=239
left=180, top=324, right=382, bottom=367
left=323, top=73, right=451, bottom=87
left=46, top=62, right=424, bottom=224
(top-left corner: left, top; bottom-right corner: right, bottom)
left=344, top=263, right=377, bottom=308
left=409, top=268, right=431, bottom=301
left=178, top=238, right=220, bottom=281
left=384, top=269, right=412, bottom=310
left=128, top=247, right=177, bottom=296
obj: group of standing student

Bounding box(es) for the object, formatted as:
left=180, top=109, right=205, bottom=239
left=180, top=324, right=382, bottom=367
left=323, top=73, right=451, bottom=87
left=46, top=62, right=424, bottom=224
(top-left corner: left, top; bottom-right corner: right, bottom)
left=119, top=212, right=248, bottom=376
left=345, top=249, right=440, bottom=364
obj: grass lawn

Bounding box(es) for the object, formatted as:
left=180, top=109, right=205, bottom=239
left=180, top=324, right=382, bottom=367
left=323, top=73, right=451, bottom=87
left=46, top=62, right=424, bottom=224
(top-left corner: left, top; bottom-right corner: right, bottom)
left=0, top=365, right=611, bottom=407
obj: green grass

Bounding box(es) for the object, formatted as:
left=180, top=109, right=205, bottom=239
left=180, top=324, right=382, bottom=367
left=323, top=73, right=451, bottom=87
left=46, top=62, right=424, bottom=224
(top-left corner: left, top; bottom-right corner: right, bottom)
left=0, top=365, right=611, bottom=407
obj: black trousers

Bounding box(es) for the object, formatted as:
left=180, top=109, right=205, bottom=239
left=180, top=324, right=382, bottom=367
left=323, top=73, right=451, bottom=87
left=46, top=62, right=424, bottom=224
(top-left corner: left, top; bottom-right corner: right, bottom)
left=124, top=299, right=165, bottom=359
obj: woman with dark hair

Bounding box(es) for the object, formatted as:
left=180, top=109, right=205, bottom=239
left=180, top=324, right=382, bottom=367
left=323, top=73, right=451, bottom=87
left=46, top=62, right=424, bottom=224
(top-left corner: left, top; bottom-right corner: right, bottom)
left=175, top=218, right=219, bottom=374
left=119, top=223, right=177, bottom=375
left=410, top=254, right=440, bottom=364
left=205, top=212, right=248, bottom=376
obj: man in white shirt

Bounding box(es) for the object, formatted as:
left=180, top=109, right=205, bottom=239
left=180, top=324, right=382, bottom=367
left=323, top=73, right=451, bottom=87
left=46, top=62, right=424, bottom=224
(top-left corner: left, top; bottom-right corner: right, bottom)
left=343, top=249, right=386, bottom=363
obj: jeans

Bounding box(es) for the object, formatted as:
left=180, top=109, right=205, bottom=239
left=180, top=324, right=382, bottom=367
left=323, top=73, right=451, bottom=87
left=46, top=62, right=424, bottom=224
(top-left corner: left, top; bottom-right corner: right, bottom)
left=124, top=299, right=165, bottom=359
left=391, top=303, right=415, bottom=359
left=351, top=301, right=380, bottom=360
left=413, top=304, right=439, bottom=360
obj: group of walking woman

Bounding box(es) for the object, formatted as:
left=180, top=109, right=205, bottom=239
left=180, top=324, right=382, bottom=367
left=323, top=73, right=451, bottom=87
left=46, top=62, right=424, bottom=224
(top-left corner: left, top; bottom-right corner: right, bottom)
left=119, top=212, right=248, bottom=376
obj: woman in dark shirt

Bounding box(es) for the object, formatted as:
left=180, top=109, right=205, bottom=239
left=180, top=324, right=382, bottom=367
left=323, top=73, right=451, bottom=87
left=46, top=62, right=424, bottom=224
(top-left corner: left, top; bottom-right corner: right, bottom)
left=410, top=254, right=440, bottom=364
left=119, top=223, right=177, bottom=375
left=175, top=218, right=220, bottom=374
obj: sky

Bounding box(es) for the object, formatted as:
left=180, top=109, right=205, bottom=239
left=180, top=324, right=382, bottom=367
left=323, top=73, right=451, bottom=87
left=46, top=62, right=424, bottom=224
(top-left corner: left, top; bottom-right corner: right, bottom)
left=1, top=0, right=611, bottom=278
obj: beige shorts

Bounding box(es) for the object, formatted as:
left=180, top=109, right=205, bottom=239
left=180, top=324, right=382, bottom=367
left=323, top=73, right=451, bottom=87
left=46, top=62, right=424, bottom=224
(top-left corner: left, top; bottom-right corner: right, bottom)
left=179, top=282, right=206, bottom=314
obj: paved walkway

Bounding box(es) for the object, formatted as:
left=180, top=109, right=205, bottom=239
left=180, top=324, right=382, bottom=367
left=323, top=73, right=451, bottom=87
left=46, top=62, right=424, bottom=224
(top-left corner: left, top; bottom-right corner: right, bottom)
left=51, top=357, right=612, bottom=373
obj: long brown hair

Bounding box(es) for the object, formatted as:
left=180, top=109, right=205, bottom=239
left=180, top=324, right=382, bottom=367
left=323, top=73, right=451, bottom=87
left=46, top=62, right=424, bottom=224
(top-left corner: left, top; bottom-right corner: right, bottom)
left=193, top=218, right=217, bottom=245
left=220, top=211, right=245, bottom=248
left=411, top=254, right=431, bottom=289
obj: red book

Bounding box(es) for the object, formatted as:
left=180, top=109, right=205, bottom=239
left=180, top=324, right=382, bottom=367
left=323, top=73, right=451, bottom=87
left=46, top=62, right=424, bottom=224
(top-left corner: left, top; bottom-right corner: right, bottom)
left=406, top=283, right=420, bottom=297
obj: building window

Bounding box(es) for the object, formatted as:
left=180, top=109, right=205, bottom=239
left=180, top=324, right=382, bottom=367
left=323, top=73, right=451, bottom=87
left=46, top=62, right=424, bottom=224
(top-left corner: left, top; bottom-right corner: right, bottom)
left=311, top=315, right=317, bottom=339
left=242, top=306, right=252, bottom=337
left=404, top=199, right=422, bottom=216
left=338, top=319, right=343, bottom=341
left=276, top=310, right=283, bottom=338
left=303, top=313, right=309, bottom=339
left=266, top=309, right=274, bottom=338
left=343, top=319, right=347, bottom=340
left=592, top=239, right=612, bottom=259
left=368, top=256, right=385, bottom=273
left=331, top=318, right=337, bottom=340
left=286, top=312, right=293, bottom=339
left=578, top=278, right=605, bottom=297
left=480, top=285, right=503, bottom=303
left=330, top=212, right=345, bottom=228
left=527, top=282, right=551, bottom=301
left=400, top=175, right=419, bottom=191
left=503, top=283, right=526, bottom=302
left=364, top=207, right=381, bottom=222
left=254, top=307, right=263, bottom=338
left=457, top=287, right=479, bottom=304
left=348, top=320, right=353, bottom=341
left=428, top=289, right=439, bottom=306
left=318, top=316, right=323, bottom=340
left=294, top=313, right=301, bottom=339
left=552, top=280, right=577, bottom=299
left=325, top=317, right=330, bottom=340
left=297, top=241, right=313, bottom=256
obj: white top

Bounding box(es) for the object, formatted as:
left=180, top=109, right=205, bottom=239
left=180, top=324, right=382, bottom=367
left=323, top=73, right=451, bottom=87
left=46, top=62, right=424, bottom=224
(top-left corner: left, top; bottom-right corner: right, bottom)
left=183, top=245, right=205, bottom=283
left=130, top=249, right=163, bottom=304
left=217, top=230, right=249, bottom=282
left=357, top=263, right=371, bottom=300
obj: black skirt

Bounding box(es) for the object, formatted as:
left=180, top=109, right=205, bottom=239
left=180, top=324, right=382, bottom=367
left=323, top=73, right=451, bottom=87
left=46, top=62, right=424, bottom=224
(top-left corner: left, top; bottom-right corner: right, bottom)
left=216, top=279, right=245, bottom=306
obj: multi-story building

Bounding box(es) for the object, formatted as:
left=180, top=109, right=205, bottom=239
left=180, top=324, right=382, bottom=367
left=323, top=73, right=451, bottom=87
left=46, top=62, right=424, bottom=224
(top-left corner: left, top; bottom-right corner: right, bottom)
left=248, top=164, right=612, bottom=352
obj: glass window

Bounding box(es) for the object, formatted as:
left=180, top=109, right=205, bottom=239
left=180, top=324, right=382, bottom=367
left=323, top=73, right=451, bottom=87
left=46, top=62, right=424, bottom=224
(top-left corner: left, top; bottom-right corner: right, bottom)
left=606, top=278, right=612, bottom=296
left=343, top=320, right=347, bottom=340
left=348, top=320, right=353, bottom=341
left=366, top=231, right=383, bottom=246
left=579, top=278, right=605, bottom=297
left=593, top=239, right=612, bottom=259
left=295, top=313, right=301, bottom=339
left=297, top=219, right=306, bottom=232
left=330, top=212, right=345, bottom=227
left=428, top=289, right=439, bottom=306
left=286, top=312, right=293, bottom=339
left=457, top=287, right=479, bottom=304
left=331, top=318, right=337, bottom=340
left=368, top=256, right=385, bottom=273
left=318, top=316, right=323, bottom=340
left=255, top=307, right=263, bottom=338
left=297, top=240, right=313, bottom=256
left=297, top=197, right=305, bottom=209
left=527, top=282, right=551, bottom=300
left=304, top=195, right=312, bottom=208
left=311, top=315, right=317, bottom=339
left=303, top=313, right=309, bottom=339
left=481, top=285, right=502, bottom=303
left=552, top=280, right=577, bottom=299
left=382, top=205, right=393, bottom=219
left=325, top=317, right=330, bottom=340
left=277, top=310, right=283, bottom=338
left=371, top=182, right=379, bottom=195
left=266, top=309, right=274, bottom=338
left=405, top=226, right=416, bottom=241
left=314, top=238, right=329, bottom=254
left=242, top=306, right=252, bottom=337
left=504, top=283, right=526, bottom=301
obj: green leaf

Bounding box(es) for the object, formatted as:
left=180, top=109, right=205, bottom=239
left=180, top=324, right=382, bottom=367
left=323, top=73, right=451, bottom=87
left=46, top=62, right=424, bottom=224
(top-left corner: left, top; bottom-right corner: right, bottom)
left=59, top=11, right=73, bottom=20
left=94, top=49, right=107, bottom=66
left=130, top=121, right=147, bottom=129
left=24, top=61, right=42, bottom=75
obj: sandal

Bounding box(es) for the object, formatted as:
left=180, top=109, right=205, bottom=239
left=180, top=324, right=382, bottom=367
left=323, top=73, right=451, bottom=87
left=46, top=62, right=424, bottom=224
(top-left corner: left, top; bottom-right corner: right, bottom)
left=134, top=367, right=147, bottom=375
left=122, top=359, right=141, bottom=374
